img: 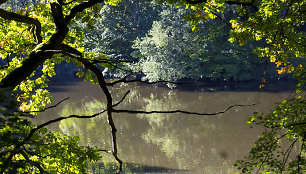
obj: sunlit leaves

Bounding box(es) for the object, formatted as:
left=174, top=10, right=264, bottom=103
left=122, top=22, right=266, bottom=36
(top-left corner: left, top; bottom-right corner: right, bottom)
left=133, top=4, right=260, bottom=83
left=0, top=90, right=102, bottom=173
left=169, top=0, right=305, bottom=77
left=228, top=0, right=305, bottom=74
left=238, top=96, right=306, bottom=173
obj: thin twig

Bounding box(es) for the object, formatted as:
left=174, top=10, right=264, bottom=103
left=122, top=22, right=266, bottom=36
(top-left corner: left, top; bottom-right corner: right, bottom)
left=22, top=97, right=70, bottom=113
left=282, top=138, right=298, bottom=169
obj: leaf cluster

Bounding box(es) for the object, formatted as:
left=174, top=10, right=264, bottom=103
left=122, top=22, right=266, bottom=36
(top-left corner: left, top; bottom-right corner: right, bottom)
left=0, top=90, right=101, bottom=173
left=235, top=96, right=306, bottom=173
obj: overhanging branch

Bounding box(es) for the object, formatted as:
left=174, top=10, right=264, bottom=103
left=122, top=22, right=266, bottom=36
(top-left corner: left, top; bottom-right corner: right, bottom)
left=23, top=90, right=130, bottom=143
left=23, top=97, right=70, bottom=113
left=0, top=8, right=42, bottom=43
left=113, top=103, right=258, bottom=115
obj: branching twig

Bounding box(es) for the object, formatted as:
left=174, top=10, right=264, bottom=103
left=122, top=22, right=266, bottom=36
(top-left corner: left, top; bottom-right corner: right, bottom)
left=256, top=132, right=290, bottom=174
left=282, top=138, right=298, bottom=169
left=23, top=97, right=70, bottom=113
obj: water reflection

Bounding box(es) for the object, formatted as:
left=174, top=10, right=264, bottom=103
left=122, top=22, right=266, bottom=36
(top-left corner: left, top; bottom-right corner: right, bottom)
left=36, top=82, right=290, bottom=173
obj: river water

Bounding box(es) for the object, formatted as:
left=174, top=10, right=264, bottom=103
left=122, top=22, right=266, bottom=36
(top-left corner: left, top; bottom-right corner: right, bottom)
left=34, top=81, right=294, bottom=174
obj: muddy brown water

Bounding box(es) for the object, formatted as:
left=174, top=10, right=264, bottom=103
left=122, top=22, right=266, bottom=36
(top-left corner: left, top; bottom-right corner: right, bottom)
left=34, top=81, right=295, bottom=173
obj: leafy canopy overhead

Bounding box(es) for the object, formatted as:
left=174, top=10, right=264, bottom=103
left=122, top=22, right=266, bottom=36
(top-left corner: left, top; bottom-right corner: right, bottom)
left=163, top=0, right=305, bottom=73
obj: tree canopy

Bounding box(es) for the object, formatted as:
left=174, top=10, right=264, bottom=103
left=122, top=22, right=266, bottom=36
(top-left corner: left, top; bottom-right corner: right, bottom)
left=0, top=0, right=305, bottom=173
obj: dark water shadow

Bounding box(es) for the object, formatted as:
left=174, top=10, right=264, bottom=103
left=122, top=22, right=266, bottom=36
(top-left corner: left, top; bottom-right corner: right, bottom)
left=46, top=71, right=300, bottom=94
left=89, top=162, right=187, bottom=174
left=140, top=79, right=299, bottom=93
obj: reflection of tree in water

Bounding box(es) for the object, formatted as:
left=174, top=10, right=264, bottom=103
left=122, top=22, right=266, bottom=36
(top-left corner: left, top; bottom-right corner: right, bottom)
left=59, top=98, right=111, bottom=149
left=137, top=91, right=238, bottom=173
left=57, top=84, right=263, bottom=173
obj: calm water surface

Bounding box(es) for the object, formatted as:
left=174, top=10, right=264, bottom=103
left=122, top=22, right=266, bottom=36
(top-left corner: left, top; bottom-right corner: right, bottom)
left=35, top=82, right=293, bottom=174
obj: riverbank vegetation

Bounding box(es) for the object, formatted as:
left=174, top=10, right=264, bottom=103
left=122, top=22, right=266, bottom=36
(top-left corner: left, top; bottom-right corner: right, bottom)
left=0, top=0, right=305, bottom=173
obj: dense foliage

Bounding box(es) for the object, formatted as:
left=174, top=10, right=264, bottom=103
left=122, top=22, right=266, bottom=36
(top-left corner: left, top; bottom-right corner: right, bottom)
left=132, top=4, right=261, bottom=83
left=83, top=1, right=263, bottom=82
left=0, top=90, right=101, bottom=173
left=165, top=0, right=305, bottom=76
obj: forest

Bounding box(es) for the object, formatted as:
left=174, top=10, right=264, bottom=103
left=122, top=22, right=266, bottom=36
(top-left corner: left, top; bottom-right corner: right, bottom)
left=0, top=0, right=305, bottom=173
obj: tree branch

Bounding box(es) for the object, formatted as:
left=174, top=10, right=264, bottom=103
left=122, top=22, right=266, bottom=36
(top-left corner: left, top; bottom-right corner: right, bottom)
left=0, top=8, right=42, bottom=43
left=60, top=44, right=123, bottom=173
left=50, top=2, right=69, bottom=45
left=65, top=0, right=104, bottom=24
left=23, top=97, right=70, bottom=113
left=113, top=103, right=258, bottom=116
left=23, top=90, right=130, bottom=143
left=282, top=138, right=298, bottom=169
left=0, top=46, right=56, bottom=89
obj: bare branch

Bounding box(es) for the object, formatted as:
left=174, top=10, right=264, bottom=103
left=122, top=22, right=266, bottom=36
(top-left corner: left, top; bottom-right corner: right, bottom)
left=97, top=149, right=112, bottom=153
left=112, top=90, right=130, bottom=108
left=113, top=103, right=258, bottom=116
left=23, top=97, right=70, bottom=113
left=282, top=138, right=298, bottom=169
left=25, top=111, right=106, bottom=143
left=0, top=8, right=42, bottom=43
left=60, top=44, right=123, bottom=173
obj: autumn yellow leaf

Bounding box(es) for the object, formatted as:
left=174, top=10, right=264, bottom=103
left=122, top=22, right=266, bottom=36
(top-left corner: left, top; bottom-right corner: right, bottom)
left=275, top=61, right=282, bottom=68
